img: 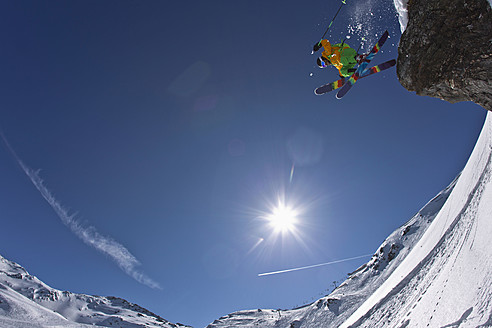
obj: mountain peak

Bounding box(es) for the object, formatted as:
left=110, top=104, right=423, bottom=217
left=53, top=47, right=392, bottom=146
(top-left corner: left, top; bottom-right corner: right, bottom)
left=0, top=254, right=192, bottom=328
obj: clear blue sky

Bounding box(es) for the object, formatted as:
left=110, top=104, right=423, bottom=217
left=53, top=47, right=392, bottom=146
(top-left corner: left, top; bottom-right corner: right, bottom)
left=0, top=1, right=486, bottom=327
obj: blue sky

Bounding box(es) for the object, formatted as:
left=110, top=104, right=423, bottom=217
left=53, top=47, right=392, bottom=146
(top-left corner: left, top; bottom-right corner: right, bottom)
left=0, top=1, right=486, bottom=327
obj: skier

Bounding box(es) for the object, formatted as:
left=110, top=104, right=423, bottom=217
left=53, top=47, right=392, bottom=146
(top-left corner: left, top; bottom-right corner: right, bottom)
left=313, top=30, right=393, bottom=98
left=314, top=39, right=364, bottom=77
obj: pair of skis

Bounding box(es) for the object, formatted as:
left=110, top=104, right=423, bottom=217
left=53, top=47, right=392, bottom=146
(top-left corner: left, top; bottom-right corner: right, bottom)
left=315, top=30, right=393, bottom=98
left=314, top=59, right=395, bottom=95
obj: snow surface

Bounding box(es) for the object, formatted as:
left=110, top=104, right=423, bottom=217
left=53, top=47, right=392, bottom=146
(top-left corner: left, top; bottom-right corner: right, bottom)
left=1, top=116, right=490, bottom=328
left=0, top=255, right=191, bottom=328
left=393, top=0, right=408, bottom=33
left=341, top=113, right=492, bottom=327
left=393, top=0, right=491, bottom=32
left=207, top=112, right=492, bottom=328
left=0, top=282, right=90, bottom=328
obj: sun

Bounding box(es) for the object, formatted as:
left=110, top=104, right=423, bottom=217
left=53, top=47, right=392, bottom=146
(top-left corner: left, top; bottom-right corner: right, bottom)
left=267, top=203, right=298, bottom=232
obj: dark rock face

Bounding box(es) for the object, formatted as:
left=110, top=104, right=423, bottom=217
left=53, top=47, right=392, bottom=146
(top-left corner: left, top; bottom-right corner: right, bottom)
left=397, top=0, right=492, bottom=110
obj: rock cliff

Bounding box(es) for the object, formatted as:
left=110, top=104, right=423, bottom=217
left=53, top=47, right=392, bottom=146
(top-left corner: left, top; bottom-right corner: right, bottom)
left=397, top=0, right=492, bottom=110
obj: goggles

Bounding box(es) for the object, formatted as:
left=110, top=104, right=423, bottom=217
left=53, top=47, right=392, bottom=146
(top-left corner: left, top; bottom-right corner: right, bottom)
left=317, top=57, right=328, bottom=68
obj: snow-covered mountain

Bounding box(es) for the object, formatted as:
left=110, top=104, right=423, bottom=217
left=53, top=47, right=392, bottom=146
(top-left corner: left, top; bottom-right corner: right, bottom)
left=0, top=254, right=191, bottom=328
left=4, top=111, right=489, bottom=328
left=2, top=118, right=490, bottom=328
left=1, top=111, right=490, bottom=328
left=207, top=112, right=492, bottom=327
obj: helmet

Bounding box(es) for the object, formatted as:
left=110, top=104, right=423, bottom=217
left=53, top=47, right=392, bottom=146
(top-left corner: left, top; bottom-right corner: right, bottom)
left=317, top=57, right=328, bottom=68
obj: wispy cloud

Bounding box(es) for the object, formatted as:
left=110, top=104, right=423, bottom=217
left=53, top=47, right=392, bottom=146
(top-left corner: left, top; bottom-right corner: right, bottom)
left=1, top=133, right=161, bottom=290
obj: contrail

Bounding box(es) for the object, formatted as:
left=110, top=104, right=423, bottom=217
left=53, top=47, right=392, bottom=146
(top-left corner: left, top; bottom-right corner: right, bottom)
left=258, top=254, right=373, bottom=277
left=1, top=132, right=161, bottom=290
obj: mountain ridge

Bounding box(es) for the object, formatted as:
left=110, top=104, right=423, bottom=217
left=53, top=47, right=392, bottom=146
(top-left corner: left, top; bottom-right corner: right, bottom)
left=207, top=110, right=492, bottom=327
left=0, top=254, right=191, bottom=328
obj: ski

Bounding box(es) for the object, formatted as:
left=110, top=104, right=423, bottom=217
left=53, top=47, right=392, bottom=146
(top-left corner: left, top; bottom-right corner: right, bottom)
left=315, top=77, right=346, bottom=95
left=314, top=59, right=396, bottom=95
left=336, top=30, right=390, bottom=99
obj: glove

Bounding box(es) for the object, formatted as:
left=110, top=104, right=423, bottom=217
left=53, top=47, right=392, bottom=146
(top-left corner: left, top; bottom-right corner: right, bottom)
left=313, top=42, right=322, bottom=52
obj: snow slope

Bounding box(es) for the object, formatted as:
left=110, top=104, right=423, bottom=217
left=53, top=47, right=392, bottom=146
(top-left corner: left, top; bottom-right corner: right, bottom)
left=1, top=113, right=489, bottom=328
left=340, top=112, right=492, bottom=327
left=394, top=0, right=492, bottom=32
left=0, top=255, right=191, bottom=328
left=3, top=117, right=489, bottom=328
left=207, top=112, right=492, bottom=328
left=0, top=281, right=91, bottom=328
left=393, top=0, right=409, bottom=32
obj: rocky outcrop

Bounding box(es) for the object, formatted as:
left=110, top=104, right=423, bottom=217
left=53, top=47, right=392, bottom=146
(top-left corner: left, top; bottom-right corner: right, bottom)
left=397, top=0, right=492, bottom=110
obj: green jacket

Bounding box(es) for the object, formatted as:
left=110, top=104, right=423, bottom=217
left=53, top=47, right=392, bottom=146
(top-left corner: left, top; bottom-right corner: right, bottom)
left=321, top=40, right=358, bottom=77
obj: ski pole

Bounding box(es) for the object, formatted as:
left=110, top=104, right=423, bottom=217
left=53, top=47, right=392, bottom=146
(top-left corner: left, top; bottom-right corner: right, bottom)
left=340, top=37, right=347, bottom=49
left=313, top=0, right=347, bottom=52
left=356, top=43, right=362, bottom=54
left=339, top=37, right=348, bottom=57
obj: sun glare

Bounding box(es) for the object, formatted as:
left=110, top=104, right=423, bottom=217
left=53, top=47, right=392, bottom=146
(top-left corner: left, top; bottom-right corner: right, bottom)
left=267, top=203, right=298, bottom=232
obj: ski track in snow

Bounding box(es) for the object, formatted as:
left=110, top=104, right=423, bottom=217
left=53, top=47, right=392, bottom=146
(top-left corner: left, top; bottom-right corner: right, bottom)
left=340, top=112, right=492, bottom=328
